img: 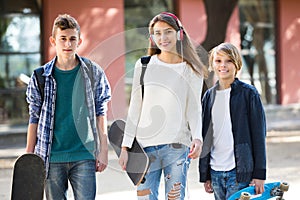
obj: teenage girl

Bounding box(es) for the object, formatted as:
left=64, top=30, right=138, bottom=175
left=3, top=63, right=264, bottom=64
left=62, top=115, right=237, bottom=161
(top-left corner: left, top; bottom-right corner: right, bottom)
left=119, top=12, right=207, bottom=200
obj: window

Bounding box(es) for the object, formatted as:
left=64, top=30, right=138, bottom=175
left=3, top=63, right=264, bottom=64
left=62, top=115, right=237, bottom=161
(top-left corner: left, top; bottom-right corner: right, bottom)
left=0, top=0, right=41, bottom=124
left=239, top=0, right=277, bottom=104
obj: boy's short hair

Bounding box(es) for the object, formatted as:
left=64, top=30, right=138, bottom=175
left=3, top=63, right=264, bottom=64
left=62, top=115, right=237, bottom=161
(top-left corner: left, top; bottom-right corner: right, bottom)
left=209, top=43, right=242, bottom=73
left=52, top=14, right=80, bottom=37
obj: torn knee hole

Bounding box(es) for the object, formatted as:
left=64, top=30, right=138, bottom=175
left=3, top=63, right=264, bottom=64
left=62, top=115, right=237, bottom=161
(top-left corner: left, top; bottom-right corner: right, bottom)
left=168, top=182, right=181, bottom=200
left=137, top=189, right=151, bottom=196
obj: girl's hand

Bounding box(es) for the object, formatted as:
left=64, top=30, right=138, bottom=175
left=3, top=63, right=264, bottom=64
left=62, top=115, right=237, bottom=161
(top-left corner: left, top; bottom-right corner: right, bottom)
left=118, top=147, right=129, bottom=170
left=188, top=139, right=202, bottom=159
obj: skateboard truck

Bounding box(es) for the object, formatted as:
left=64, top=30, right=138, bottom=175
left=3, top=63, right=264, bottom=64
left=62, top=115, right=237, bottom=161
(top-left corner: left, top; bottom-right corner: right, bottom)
left=239, top=192, right=250, bottom=200
left=270, top=182, right=289, bottom=200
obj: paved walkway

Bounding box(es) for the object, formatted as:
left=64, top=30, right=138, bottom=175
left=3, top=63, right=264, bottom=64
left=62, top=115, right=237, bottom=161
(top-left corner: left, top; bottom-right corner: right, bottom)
left=0, top=104, right=299, bottom=199
left=1, top=131, right=300, bottom=199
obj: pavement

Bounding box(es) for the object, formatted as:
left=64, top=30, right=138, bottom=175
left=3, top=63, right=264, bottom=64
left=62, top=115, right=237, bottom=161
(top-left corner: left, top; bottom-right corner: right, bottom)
left=0, top=104, right=300, bottom=199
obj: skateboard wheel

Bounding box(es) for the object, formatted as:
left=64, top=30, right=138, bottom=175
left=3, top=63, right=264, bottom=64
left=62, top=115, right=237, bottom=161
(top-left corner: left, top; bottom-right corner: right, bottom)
left=240, top=192, right=250, bottom=200
left=280, top=182, right=289, bottom=192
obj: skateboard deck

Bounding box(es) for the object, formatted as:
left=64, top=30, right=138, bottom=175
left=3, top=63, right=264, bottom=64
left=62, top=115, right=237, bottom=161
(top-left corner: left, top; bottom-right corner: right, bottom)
left=228, top=181, right=289, bottom=200
left=108, top=119, right=149, bottom=186
left=11, top=153, right=46, bottom=200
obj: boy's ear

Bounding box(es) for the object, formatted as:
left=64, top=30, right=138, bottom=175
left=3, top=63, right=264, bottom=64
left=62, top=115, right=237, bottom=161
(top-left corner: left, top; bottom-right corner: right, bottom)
left=49, top=36, right=55, bottom=46
left=78, top=38, right=82, bottom=46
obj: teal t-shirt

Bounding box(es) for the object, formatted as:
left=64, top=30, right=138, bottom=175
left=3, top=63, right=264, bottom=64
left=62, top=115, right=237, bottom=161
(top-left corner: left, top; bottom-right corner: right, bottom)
left=50, top=64, right=95, bottom=163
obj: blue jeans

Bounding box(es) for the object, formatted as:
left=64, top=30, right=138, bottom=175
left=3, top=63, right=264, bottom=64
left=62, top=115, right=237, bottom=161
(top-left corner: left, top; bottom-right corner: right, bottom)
left=45, top=160, right=96, bottom=200
left=210, top=168, right=249, bottom=200
left=137, top=144, right=190, bottom=200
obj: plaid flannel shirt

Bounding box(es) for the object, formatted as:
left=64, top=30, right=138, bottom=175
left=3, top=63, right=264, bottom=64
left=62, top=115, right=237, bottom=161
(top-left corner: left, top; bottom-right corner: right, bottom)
left=26, top=55, right=111, bottom=174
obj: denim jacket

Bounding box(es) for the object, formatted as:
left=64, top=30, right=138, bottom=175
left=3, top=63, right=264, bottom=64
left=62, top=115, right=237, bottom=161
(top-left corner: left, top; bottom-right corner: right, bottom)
left=26, top=55, right=111, bottom=174
left=199, top=78, right=266, bottom=183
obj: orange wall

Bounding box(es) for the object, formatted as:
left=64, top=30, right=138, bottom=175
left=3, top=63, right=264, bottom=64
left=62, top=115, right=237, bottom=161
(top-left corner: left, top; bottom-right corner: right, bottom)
left=178, top=0, right=207, bottom=44
left=42, top=0, right=127, bottom=120
left=40, top=0, right=300, bottom=119
left=178, top=0, right=240, bottom=48
left=278, top=0, right=300, bottom=104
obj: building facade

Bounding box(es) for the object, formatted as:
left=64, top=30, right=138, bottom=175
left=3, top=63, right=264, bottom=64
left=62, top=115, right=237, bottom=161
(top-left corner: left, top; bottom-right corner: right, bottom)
left=0, top=0, right=299, bottom=125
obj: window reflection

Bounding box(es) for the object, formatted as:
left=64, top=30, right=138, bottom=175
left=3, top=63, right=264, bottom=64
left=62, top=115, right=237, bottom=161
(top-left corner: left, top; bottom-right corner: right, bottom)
left=0, top=0, right=41, bottom=124
left=239, top=0, right=277, bottom=104
left=1, top=16, right=40, bottom=52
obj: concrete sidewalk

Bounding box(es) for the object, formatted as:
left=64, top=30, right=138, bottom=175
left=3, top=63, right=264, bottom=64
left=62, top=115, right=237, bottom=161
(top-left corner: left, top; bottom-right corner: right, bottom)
left=0, top=104, right=299, bottom=199
left=1, top=133, right=300, bottom=199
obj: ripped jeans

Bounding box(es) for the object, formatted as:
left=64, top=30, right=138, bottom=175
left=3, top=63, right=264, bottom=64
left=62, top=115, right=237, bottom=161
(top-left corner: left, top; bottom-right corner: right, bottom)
left=137, top=144, right=190, bottom=200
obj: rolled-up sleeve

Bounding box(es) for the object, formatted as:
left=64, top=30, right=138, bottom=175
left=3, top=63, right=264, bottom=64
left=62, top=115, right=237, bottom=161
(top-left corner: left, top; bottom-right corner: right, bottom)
left=94, top=69, right=111, bottom=116
left=26, top=73, right=43, bottom=124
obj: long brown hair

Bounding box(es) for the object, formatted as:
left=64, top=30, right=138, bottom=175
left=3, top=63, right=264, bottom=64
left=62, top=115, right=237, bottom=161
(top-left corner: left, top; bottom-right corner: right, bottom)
left=148, top=12, right=207, bottom=78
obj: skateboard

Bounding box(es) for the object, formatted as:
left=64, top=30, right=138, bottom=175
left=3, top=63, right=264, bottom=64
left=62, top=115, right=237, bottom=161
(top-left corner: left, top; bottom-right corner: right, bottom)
left=108, top=119, right=150, bottom=186
left=11, top=153, right=46, bottom=200
left=228, top=181, right=289, bottom=200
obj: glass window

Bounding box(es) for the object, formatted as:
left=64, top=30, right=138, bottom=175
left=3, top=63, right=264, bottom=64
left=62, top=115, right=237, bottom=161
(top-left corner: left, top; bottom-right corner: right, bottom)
left=0, top=0, right=41, bottom=124
left=239, top=0, right=277, bottom=104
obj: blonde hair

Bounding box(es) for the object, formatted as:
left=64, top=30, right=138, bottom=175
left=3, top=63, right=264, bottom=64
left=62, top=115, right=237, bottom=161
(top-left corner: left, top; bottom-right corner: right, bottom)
left=209, top=43, right=242, bottom=75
